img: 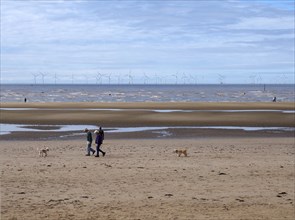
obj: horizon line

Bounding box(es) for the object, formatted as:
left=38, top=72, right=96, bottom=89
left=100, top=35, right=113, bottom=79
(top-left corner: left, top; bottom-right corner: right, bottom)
left=1, top=83, right=294, bottom=86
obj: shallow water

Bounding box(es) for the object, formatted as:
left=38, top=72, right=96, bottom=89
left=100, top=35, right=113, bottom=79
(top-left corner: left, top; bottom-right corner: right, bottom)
left=1, top=123, right=294, bottom=136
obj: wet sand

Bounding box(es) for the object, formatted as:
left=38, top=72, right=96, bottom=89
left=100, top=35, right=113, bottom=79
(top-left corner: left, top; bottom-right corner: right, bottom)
left=1, top=102, right=294, bottom=127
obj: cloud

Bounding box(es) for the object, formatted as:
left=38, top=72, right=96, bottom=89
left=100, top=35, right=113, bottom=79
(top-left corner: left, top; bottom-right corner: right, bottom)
left=1, top=0, right=294, bottom=84
left=227, top=16, right=294, bottom=30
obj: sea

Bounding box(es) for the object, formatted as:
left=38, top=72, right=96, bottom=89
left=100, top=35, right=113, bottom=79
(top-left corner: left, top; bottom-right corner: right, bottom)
left=0, top=84, right=294, bottom=103
left=1, top=84, right=294, bottom=136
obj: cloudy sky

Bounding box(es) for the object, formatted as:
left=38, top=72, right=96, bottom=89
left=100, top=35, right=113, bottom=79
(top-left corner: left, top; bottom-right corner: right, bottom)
left=1, top=0, right=294, bottom=84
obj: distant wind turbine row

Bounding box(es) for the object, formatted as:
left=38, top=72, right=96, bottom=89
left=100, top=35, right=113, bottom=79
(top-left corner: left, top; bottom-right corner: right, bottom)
left=30, top=72, right=289, bottom=85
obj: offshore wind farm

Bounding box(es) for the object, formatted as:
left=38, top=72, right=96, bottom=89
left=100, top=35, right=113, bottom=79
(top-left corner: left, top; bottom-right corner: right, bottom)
left=24, top=71, right=293, bottom=85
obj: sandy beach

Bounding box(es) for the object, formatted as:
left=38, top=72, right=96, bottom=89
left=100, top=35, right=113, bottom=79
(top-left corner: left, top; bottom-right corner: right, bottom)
left=1, top=138, right=294, bottom=220
left=1, top=102, right=294, bottom=219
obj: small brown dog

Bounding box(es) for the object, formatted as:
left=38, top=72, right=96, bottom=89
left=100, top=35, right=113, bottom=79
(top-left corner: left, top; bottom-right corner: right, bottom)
left=38, top=147, right=49, bottom=157
left=173, top=149, right=188, bottom=157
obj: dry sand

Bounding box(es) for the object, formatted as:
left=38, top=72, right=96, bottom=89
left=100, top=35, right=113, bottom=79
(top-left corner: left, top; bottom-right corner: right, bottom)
left=1, top=102, right=294, bottom=219
left=1, top=138, right=294, bottom=220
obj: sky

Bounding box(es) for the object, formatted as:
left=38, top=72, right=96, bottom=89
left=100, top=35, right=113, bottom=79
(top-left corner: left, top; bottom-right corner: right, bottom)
left=1, top=0, right=294, bottom=84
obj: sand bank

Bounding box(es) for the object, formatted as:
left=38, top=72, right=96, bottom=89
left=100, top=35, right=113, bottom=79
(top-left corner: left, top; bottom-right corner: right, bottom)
left=1, top=102, right=294, bottom=127
left=1, top=138, right=294, bottom=220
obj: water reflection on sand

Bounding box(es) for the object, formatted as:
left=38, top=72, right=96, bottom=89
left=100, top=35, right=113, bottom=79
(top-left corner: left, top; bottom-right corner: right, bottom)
left=1, top=123, right=294, bottom=136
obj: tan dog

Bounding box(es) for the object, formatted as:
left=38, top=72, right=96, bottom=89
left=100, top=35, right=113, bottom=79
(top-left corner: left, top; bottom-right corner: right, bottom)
left=38, top=147, right=49, bottom=157
left=173, top=149, right=188, bottom=157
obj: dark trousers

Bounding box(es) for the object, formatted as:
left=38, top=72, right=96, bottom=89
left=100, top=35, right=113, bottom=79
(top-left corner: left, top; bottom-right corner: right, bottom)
left=96, top=144, right=105, bottom=156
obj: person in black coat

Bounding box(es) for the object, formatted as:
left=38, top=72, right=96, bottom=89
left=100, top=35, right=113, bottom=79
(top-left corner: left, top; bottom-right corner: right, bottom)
left=94, top=130, right=106, bottom=157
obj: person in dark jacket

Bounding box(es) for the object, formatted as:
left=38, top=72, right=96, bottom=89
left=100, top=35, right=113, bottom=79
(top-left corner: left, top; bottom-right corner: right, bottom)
left=272, top=96, right=277, bottom=102
left=84, top=128, right=95, bottom=156
left=99, top=127, right=104, bottom=141
left=94, top=130, right=106, bottom=157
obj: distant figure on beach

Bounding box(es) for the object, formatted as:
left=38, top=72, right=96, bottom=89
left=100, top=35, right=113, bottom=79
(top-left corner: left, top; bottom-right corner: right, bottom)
left=272, top=96, right=277, bottom=102
left=24, top=98, right=27, bottom=103
left=94, top=129, right=106, bottom=157
left=84, top=128, right=95, bottom=156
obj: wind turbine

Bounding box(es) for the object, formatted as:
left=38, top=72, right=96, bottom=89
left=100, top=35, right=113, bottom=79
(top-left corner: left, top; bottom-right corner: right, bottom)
left=128, top=74, right=133, bottom=84
left=32, top=73, right=39, bottom=84
left=158, top=75, right=165, bottom=84
left=218, top=74, right=225, bottom=84
left=114, top=75, right=121, bottom=84
left=154, top=73, right=163, bottom=84
left=101, top=73, right=111, bottom=84
left=249, top=74, right=256, bottom=84
left=143, top=73, right=150, bottom=84
left=126, top=71, right=133, bottom=84
left=106, top=74, right=111, bottom=84
left=53, top=73, right=59, bottom=84
left=256, top=74, right=262, bottom=84
left=71, top=74, right=75, bottom=84
left=182, top=73, right=188, bottom=84
left=160, top=75, right=167, bottom=84
left=154, top=73, right=158, bottom=84
left=39, top=72, right=47, bottom=84
left=281, top=73, right=288, bottom=84
left=96, top=72, right=103, bottom=84
left=189, top=74, right=198, bottom=84
left=172, top=73, right=178, bottom=84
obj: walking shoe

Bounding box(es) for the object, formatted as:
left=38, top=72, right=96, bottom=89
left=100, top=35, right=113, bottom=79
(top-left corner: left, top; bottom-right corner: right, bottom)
left=92, top=150, right=96, bottom=155
left=95, top=155, right=99, bottom=157
left=103, top=152, right=106, bottom=157
left=85, top=154, right=90, bottom=156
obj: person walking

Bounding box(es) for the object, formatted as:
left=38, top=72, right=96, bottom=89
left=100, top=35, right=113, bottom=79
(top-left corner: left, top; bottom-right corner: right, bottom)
left=99, top=126, right=104, bottom=141
left=272, top=96, right=277, bottom=102
left=84, top=128, right=95, bottom=156
left=94, top=130, right=106, bottom=157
